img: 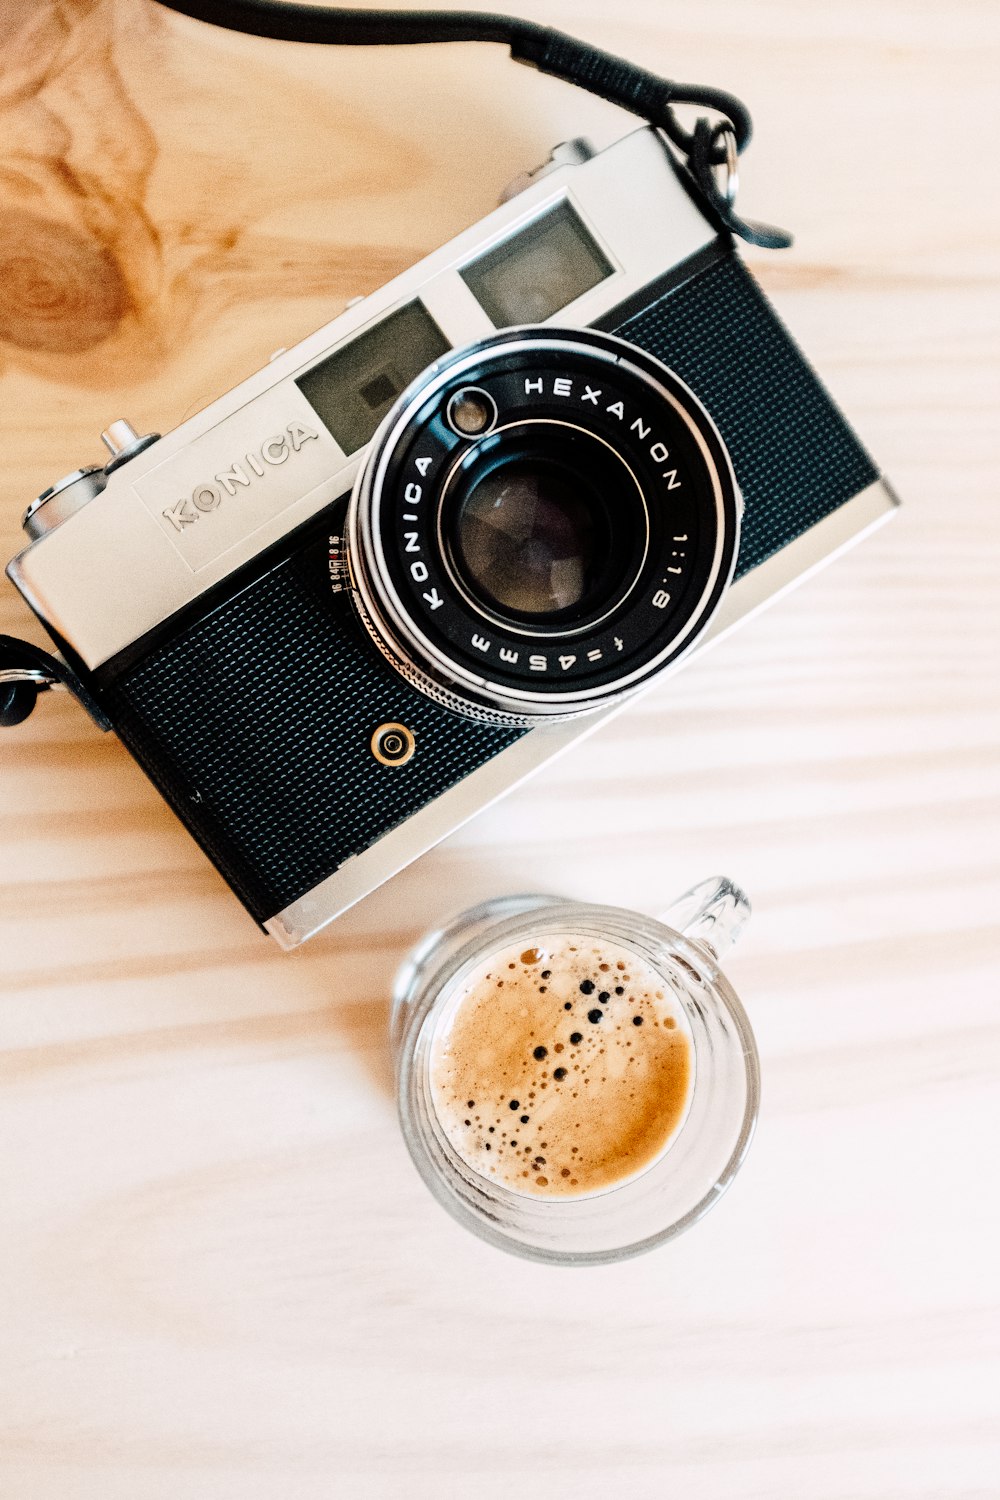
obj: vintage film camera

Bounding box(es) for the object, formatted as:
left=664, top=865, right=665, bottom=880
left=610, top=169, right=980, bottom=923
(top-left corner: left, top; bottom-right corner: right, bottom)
left=6, top=127, right=897, bottom=945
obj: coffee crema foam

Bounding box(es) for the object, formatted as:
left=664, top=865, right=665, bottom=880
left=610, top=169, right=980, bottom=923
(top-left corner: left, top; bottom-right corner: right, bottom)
left=429, top=935, right=693, bottom=1199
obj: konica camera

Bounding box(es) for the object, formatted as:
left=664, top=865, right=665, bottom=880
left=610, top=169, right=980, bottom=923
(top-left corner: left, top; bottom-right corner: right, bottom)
left=6, top=127, right=897, bottom=945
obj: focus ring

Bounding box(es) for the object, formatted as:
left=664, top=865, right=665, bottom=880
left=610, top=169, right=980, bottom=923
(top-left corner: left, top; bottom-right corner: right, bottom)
left=350, top=577, right=537, bottom=726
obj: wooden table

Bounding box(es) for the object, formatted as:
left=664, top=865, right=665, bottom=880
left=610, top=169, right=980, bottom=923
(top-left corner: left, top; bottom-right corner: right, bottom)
left=2, top=2, right=998, bottom=1495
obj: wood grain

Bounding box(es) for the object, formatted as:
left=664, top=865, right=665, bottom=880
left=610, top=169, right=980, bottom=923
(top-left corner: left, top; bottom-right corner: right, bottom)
left=1, top=2, right=999, bottom=1496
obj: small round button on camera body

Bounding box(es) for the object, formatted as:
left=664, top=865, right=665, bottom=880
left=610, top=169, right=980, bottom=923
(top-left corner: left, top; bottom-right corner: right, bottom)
left=371, top=722, right=416, bottom=766
left=446, top=387, right=498, bottom=438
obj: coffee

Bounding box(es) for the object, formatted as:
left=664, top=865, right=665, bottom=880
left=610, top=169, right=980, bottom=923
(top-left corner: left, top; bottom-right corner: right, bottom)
left=429, top=934, right=693, bottom=1198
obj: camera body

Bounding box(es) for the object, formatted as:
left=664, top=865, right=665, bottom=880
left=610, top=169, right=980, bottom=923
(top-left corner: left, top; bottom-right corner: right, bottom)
left=7, top=127, right=896, bottom=946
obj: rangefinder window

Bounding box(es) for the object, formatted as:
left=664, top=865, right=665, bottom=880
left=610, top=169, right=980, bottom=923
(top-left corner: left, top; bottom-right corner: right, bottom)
left=460, top=200, right=613, bottom=328
left=296, top=301, right=450, bottom=455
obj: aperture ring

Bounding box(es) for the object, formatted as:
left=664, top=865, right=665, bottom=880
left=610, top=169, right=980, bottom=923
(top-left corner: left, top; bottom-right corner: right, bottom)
left=349, top=572, right=541, bottom=726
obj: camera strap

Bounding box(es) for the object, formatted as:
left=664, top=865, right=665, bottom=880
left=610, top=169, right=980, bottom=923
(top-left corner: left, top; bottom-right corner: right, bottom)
left=1, top=3, right=791, bottom=730
left=154, top=1, right=793, bottom=250
left=0, top=636, right=110, bottom=728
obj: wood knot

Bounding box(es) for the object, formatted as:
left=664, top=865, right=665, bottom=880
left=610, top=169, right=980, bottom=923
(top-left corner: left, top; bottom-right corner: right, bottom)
left=0, top=211, right=128, bottom=353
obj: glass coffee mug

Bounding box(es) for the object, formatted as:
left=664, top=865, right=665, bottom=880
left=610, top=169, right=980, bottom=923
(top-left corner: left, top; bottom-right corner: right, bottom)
left=392, top=877, right=760, bottom=1264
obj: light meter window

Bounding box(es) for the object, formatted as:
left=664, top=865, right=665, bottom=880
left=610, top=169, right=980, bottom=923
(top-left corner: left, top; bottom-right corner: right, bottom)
left=460, top=201, right=613, bottom=327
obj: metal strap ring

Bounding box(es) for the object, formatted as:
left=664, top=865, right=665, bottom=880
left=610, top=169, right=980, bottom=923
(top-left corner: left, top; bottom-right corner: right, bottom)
left=715, top=122, right=739, bottom=205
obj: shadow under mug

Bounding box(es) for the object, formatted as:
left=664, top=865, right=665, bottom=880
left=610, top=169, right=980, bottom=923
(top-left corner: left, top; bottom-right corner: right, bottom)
left=391, top=877, right=760, bottom=1265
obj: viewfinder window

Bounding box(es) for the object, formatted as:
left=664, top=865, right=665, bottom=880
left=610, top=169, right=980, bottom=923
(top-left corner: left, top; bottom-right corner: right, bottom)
left=297, top=300, right=451, bottom=455
left=460, top=201, right=613, bottom=328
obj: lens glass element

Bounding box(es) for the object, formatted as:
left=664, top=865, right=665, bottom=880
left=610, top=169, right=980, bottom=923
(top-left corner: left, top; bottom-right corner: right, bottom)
left=443, top=425, right=648, bottom=633
left=454, top=458, right=604, bottom=618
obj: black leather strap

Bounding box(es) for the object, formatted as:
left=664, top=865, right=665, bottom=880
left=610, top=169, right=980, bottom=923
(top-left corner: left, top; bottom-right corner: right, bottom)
left=0, top=636, right=109, bottom=729
left=155, top=1, right=792, bottom=249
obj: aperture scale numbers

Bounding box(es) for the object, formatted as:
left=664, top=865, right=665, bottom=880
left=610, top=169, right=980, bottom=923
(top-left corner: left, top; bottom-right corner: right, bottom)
left=328, top=534, right=346, bottom=591
left=652, top=534, right=688, bottom=609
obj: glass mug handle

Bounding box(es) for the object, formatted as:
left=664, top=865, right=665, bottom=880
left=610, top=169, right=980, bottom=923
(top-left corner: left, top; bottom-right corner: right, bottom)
left=660, top=876, right=751, bottom=967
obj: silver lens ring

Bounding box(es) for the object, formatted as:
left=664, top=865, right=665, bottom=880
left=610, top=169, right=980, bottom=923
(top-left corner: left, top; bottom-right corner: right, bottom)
left=346, top=325, right=740, bottom=724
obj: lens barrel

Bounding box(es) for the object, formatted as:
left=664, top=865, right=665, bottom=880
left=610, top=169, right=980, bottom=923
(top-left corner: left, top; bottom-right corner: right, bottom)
left=346, top=326, right=740, bottom=724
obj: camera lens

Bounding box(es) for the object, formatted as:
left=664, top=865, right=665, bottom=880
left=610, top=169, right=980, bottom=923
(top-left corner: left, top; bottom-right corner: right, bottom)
left=455, top=458, right=599, bottom=617
left=441, top=423, right=647, bottom=634
left=347, top=326, right=740, bottom=724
